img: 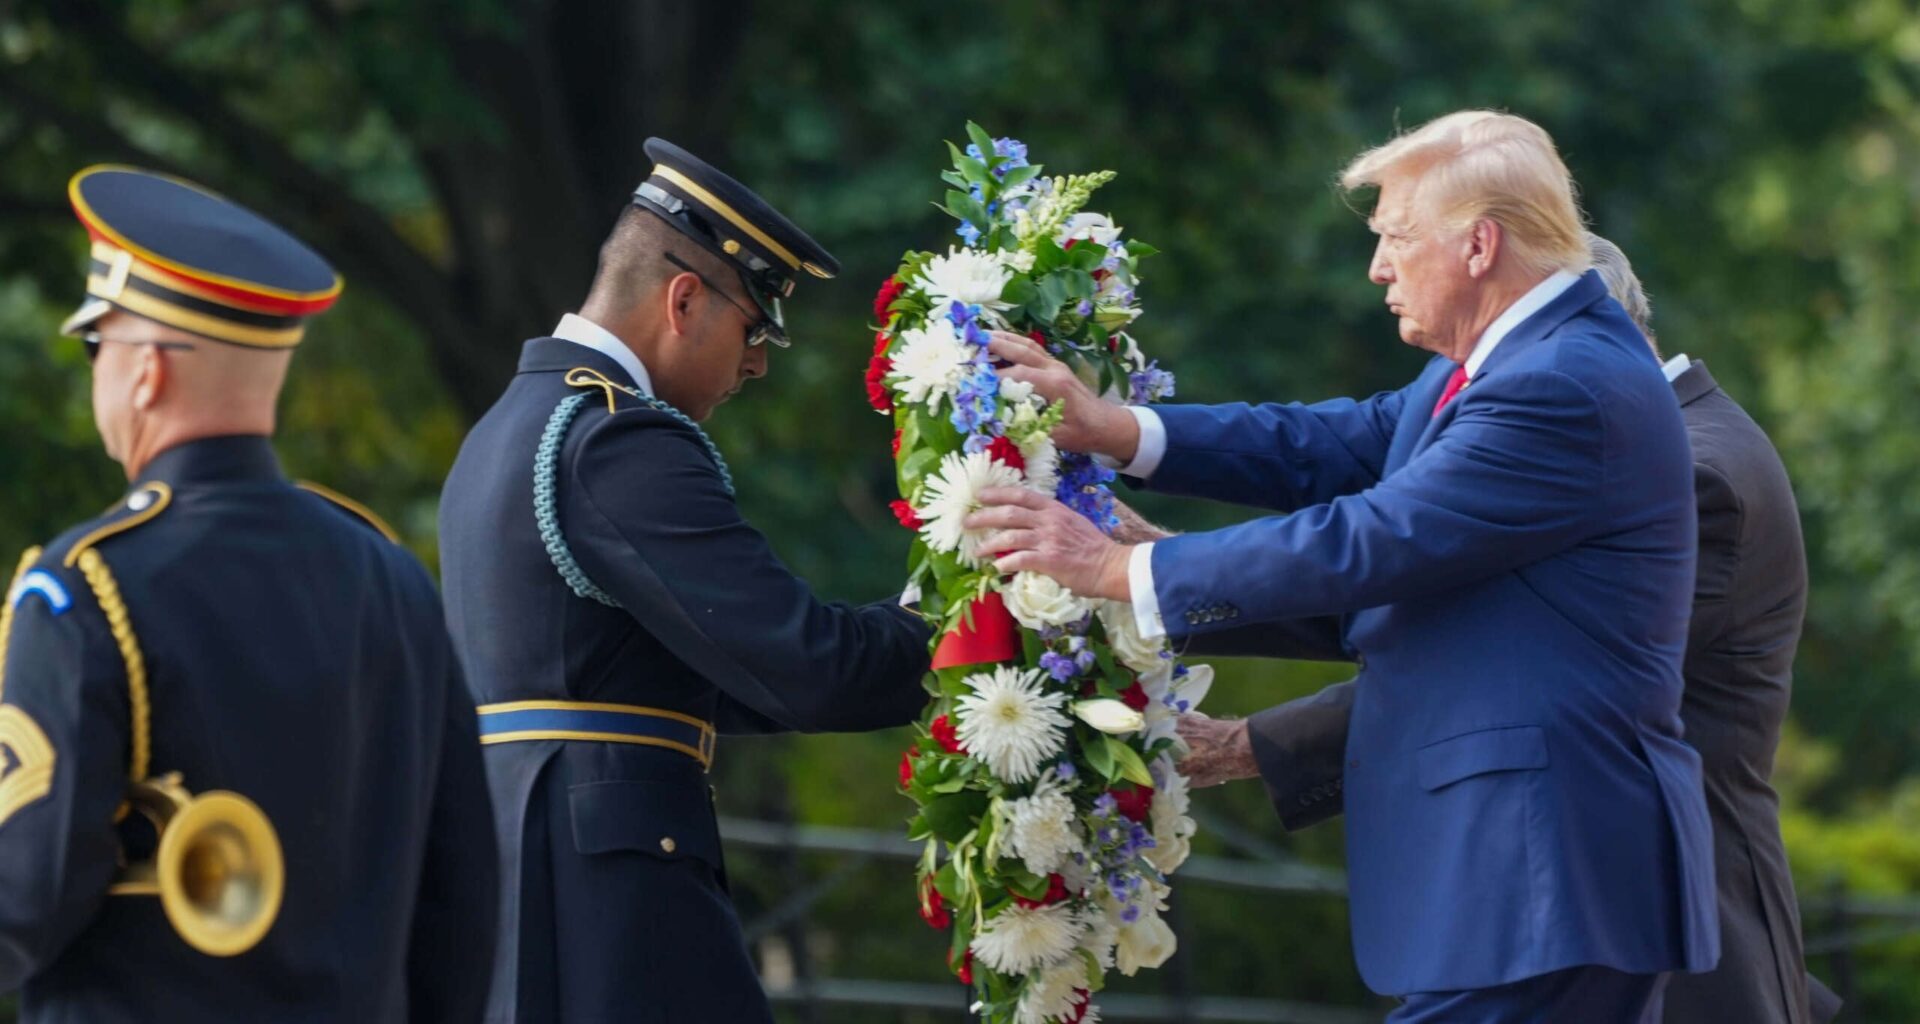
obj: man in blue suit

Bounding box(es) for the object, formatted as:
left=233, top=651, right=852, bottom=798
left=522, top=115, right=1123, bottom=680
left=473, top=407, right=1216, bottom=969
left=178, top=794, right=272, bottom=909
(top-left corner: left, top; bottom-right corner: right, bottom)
left=970, top=111, right=1718, bottom=1020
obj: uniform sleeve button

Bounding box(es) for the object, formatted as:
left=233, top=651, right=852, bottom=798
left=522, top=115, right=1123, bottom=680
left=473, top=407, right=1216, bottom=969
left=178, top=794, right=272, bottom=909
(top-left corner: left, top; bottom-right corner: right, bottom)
left=659, top=837, right=677, bottom=854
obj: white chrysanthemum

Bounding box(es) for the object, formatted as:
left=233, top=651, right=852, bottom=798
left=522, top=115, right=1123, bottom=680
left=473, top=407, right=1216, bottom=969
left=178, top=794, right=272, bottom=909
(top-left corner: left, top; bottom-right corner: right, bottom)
left=1145, top=756, right=1196, bottom=874
left=891, top=320, right=976, bottom=410
left=919, top=246, right=1014, bottom=314
left=1002, top=775, right=1084, bottom=877
left=1002, top=571, right=1092, bottom=631
left=1138, top=662, right=1213, bottom=750
left=955, top=666, right=1070, bottom=784
left=918, top=451, right=1025, bottom=567
left=1079, top=904, right=1117, bottom=971
left=1016, top=959, right=1092, bottom=1024
left=970, top=902, right=1084, bottom=976
left=1098, top=601, right=1167, bottom=674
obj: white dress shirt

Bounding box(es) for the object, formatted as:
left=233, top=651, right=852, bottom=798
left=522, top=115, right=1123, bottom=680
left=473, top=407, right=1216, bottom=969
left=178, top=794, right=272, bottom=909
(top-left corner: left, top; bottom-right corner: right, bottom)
left=552, top=313, right=654, bottom=396
left=1123, top=269, right=1582, bottom=639
left=1661, top=352, right=1692, bottom=383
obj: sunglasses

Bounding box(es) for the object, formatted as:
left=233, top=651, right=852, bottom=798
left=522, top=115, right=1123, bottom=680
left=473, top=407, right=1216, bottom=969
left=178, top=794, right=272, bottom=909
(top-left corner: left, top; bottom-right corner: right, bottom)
left=662, top=252, right=789, bottom=349
left=81, top=330, right=197, bottom=364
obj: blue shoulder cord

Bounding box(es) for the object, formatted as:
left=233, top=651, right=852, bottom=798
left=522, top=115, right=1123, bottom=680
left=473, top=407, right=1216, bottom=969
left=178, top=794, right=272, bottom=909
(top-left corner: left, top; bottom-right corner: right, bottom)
left=534, top=368, right=735, bottom=608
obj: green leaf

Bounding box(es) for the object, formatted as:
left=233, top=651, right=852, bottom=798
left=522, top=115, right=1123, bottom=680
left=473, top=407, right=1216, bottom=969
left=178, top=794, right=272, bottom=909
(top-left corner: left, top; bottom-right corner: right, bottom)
left=1032, top=273, right=1070, bottom=323
left=966, top=121, right=997, bottom=159
left=1001, top=275, right=1038, bottom=307
left=923, top=790, right=990, bottom=843
left=900, top=445, right=942, bottom=486
left=1084, top=730, right=1117, bottom=780
left=1063, top=269, right=1097, bottom=299
left=1124, top=240, right=1160, bottom=259
left=1000, top=163, right=1041, bottom=189
left=1107, top=736, right=1156, bottom=787
left=939, top=169, right=969, bottom=190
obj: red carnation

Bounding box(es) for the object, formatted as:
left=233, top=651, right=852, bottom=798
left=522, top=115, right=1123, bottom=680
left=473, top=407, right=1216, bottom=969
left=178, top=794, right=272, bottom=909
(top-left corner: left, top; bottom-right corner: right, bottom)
left=891, top=430, right=902, bottom=458
left=889, top=500, right=923, bottom=531
left=1119, top=680, right=1149, bottom=712
left=919, top=874, right=953, bottom=930
left=984, top=435, right=1026, bottom=472
left=1063, top=238, right=1081, bottom=251
left=873, top=331, right=891, bottom=357
left=930, top=713, right=966, bottom=754
left=865, top=355, right=894, bottom=412
left=898, top=748, right=917, bottom=789
left=1111, top=783, right=1154, bottom=823
left=1012, top=873, right=1071, bottom=909
left=951, top=948, right=974, bottom=985
left=1064, top=991, right=1092, bottom=1023
left=1027, top=329, right=1048, bottom=346
left=873, top=275, right=907, bottom=323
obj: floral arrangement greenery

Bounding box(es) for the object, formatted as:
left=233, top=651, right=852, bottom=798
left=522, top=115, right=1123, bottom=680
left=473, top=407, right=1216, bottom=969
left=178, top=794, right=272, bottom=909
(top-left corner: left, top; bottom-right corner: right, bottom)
left=866, top=123, right=1210, bottom=1024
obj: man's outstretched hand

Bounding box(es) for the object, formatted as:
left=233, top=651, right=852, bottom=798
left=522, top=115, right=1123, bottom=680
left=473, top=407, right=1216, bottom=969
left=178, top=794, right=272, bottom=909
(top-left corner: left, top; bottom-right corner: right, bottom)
left=967, top=487, right=1133, bottom=601
left=988, top=331, right=1139, bottom=459
left=1176, top=712, right=1259, bottom=789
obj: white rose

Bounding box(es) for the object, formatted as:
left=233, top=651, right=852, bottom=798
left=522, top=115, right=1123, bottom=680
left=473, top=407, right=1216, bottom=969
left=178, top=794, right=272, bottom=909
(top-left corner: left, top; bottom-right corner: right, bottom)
left=1145, top=756, right=1196, bottom=873
left=1098, top=600, right=1166, bottom=674
left=1002, top=571, right=1092, bottom=630
left=1058, top=212, right=1121, bottom=247
left=1072, top=698, right=1144, bottom=735
left=1115, top=906, right=1176, bottom=976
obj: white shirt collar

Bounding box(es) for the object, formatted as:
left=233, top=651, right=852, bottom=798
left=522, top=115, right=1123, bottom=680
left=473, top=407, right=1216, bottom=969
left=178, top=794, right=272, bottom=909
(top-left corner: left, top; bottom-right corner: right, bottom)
left=1661, top=352, right=1692, bottom=383
left=552, top=314, right=653, bottom=396
left=1462, top=270, right=1582, bottom=379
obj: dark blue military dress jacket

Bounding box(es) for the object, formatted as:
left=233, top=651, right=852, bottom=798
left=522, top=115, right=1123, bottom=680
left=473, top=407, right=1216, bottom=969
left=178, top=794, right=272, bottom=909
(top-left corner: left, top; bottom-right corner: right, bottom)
left=0, top=435, right=497, bottom=1023
left=438, top=338, right=931, bottom=1023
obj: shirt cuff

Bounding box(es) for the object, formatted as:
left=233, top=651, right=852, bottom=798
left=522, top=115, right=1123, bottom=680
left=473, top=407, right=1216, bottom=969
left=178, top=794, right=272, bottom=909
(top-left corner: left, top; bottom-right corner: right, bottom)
left=1128, top=542, right=1166, bottom=640
left=1092, top=406, right=1167, bottom=479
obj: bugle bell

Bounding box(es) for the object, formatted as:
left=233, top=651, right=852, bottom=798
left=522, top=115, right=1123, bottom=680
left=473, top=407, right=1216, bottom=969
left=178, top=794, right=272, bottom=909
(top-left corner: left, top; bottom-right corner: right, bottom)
left=107, top=771, right=284, bottom=957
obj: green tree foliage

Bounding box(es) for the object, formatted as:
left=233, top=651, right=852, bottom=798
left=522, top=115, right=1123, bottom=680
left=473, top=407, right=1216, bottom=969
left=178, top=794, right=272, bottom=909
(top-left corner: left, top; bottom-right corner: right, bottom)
left=1, top=0, right=1917, bottom=1018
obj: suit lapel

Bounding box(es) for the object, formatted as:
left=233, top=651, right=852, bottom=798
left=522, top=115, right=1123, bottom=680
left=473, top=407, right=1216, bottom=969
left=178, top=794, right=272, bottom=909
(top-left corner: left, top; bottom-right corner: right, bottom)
left=1386, top=357, right=1459, bottom=474
left=1672, top=360, right=1718, bottom=407
left=1404, top=271, right=1610, bottom=462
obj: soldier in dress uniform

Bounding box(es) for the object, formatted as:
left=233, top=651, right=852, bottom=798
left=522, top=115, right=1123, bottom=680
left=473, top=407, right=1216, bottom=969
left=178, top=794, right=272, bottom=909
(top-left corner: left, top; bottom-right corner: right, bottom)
left=0, top=167, right=498, bottom=1022
left=438, top=139, right=933, bottom=1022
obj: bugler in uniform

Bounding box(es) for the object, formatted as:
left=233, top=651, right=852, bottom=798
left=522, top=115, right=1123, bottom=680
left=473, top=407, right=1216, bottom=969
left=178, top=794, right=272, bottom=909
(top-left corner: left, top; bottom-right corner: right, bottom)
left=0, top=168, right=498, bottom=1022
left=439, top=140, right=933, bottom=1022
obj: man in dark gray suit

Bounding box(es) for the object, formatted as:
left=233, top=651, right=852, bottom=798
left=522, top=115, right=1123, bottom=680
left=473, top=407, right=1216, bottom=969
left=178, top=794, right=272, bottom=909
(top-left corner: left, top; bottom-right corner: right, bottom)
left=1166, top=235, right=1838, bottom=1024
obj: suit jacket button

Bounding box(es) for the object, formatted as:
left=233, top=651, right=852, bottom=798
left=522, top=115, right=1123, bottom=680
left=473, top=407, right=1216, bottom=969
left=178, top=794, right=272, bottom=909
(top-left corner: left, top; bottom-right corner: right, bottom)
left=659, top=837, right=677, bottom=854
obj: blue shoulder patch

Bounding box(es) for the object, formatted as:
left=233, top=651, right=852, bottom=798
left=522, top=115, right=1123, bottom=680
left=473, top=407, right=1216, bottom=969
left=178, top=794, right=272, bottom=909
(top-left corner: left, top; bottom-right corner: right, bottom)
left=9, top=570, right=71, bottom=616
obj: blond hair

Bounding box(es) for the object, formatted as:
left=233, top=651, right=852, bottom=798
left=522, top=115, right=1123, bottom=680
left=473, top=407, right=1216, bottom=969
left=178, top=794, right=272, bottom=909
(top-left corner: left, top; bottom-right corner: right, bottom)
left=1341, top=111, right=1590, bottom=278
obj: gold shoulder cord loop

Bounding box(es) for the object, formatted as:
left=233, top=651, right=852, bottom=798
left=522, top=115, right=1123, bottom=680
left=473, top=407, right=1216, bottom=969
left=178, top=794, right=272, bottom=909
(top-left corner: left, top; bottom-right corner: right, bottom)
left=565, top=366, right=641, bottom=415
left=0, top=546, right=43, bottom=703
left=74, top=549, right=150, bottom=785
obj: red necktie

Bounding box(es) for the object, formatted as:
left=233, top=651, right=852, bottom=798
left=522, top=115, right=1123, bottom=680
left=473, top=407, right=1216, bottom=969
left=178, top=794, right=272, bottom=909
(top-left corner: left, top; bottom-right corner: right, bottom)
left=1431, top=365, right=1469, bottom=418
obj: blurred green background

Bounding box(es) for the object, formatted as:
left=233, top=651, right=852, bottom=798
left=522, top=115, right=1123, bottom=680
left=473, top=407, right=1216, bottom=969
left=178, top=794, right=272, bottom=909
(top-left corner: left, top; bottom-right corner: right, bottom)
left=4, top=0, right=1920, bottom=1020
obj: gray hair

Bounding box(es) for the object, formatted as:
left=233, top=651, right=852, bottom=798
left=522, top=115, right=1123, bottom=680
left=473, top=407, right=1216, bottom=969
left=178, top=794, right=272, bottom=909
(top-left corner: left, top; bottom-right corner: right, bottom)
left=1585, top=232, right=1655, bottom=349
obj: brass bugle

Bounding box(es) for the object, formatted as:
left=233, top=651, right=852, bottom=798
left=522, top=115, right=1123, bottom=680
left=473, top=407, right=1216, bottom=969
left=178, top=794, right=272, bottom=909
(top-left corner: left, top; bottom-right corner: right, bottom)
left=107, top=772, right=284, bottom=957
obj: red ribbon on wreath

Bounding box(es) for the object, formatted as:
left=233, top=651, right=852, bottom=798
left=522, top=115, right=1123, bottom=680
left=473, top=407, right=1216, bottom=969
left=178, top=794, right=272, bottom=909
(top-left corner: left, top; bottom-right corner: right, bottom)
left=930, top=591, right=1021, bottom=670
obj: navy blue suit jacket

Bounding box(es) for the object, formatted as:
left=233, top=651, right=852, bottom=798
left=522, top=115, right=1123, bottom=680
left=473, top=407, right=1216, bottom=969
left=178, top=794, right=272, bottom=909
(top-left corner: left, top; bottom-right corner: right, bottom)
left=1143, top=272, right=1719, bottom=994
left=439, top=339, right=931, bottom=1022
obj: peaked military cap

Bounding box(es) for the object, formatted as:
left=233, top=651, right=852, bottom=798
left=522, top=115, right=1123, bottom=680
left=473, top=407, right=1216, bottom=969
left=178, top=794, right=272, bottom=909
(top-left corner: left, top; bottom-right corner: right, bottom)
left=632, top=139, right=839, bottom=335
left=62, top=166, right=341, bottom=349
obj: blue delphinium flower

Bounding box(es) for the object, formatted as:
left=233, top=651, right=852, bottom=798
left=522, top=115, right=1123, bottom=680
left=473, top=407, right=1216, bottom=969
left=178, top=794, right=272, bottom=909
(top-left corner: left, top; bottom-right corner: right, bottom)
left=956, top=220, right=981, bottom=246
left=1127, top=361, right=1178, bottom=405
left=965, top=137, right=1030, bottom=179
left=1056, top=453, right=1121, bottom=533
left=1039, top=650, right=1078, bottom=682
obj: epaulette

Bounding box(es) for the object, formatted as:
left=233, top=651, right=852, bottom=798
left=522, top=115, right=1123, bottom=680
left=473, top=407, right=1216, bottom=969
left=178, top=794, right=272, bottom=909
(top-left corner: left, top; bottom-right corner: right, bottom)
left=296, top=481, right=402, bottom=544
left=58, top=481, right=173, bottom=569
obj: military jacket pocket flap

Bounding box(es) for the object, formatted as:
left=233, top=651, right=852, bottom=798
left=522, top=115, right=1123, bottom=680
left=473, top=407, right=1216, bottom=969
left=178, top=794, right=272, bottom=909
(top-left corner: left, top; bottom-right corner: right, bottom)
left=1417, top=725, right=1548, bottom=792
left=569, top=780, right=722, bottom=868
